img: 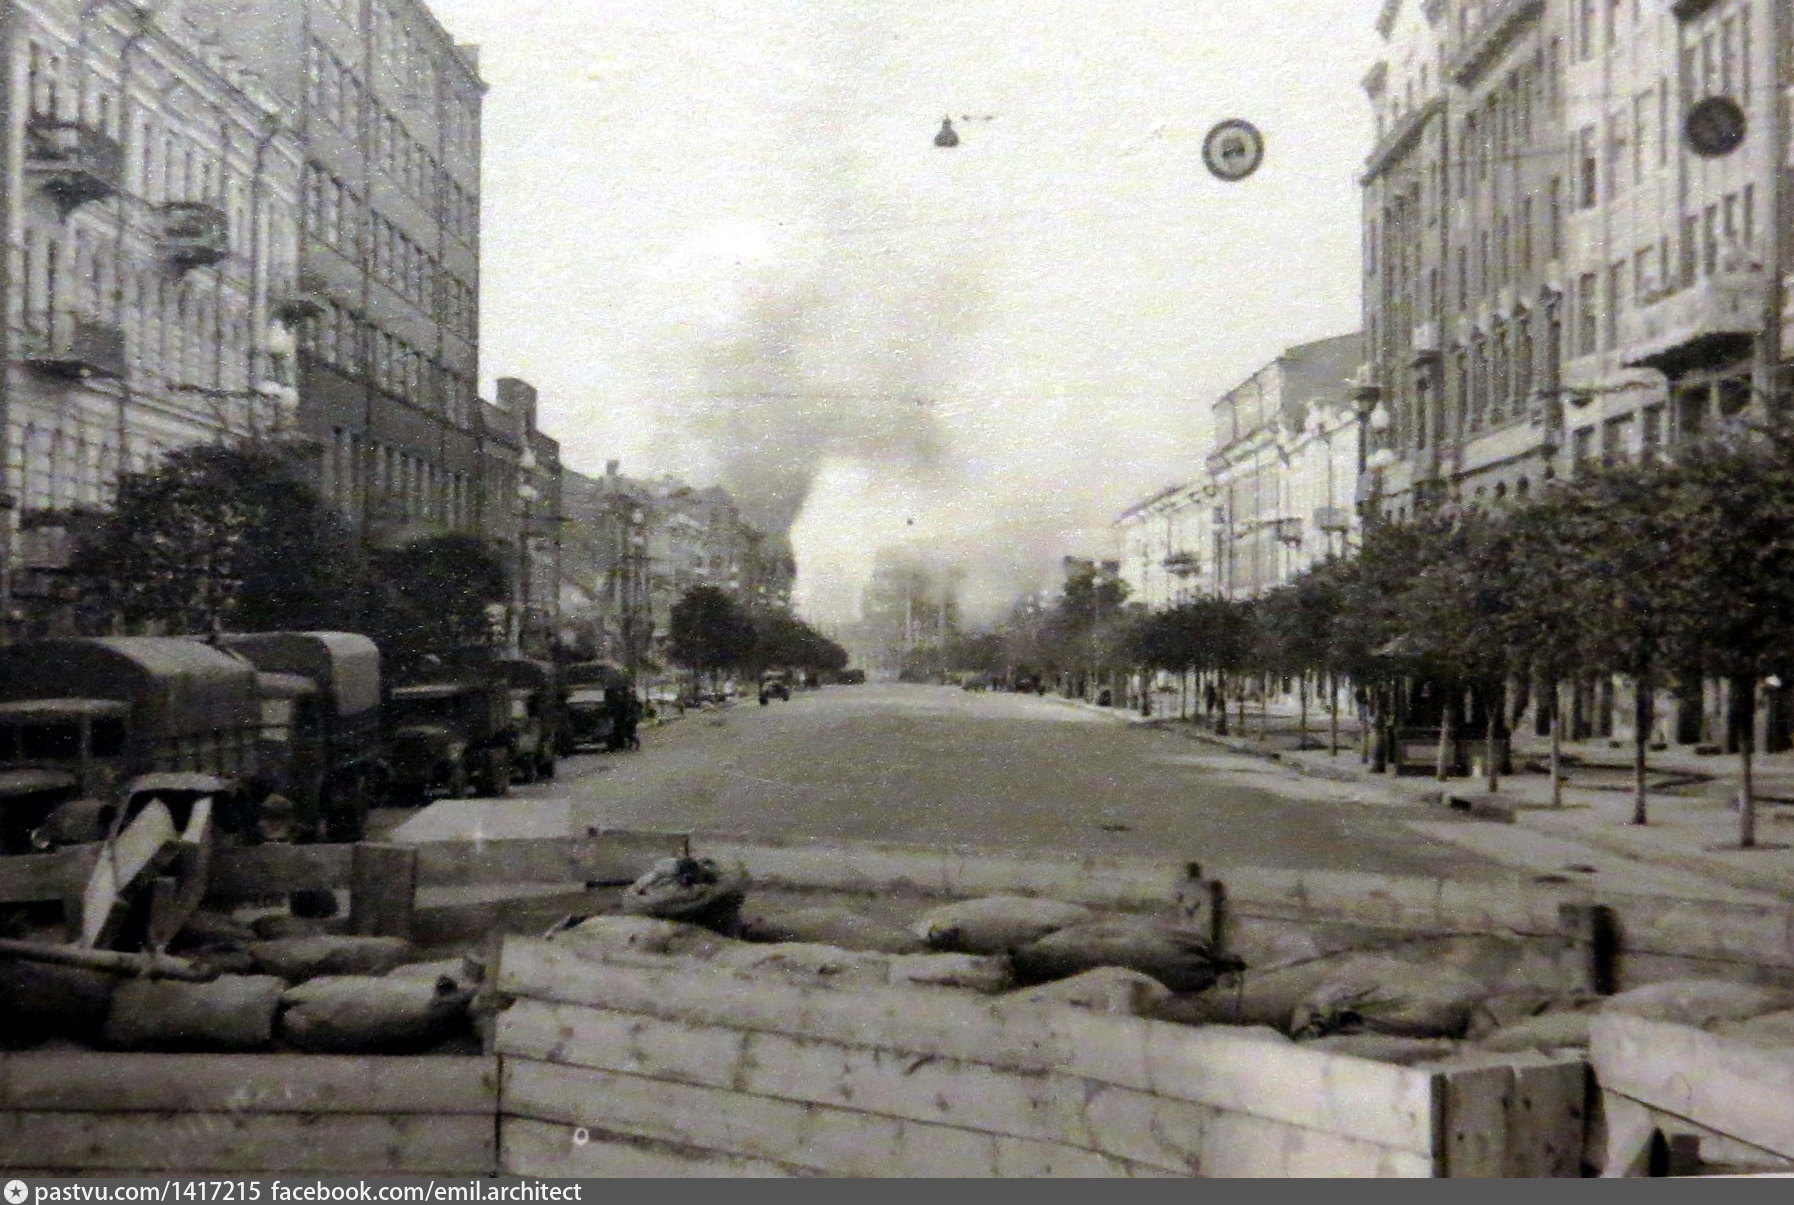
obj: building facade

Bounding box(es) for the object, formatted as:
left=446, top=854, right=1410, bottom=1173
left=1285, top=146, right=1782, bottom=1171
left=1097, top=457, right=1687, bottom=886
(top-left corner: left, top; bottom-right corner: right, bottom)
left=1360, top=0, right=1791, bottom=517
left=1, top=0, right=306, bottom=631
left=189, top=0, right=485, bottom=543
left=1209, top=332, right=1363, bottom=598
left=1114, top=481, right=1216, bottom=612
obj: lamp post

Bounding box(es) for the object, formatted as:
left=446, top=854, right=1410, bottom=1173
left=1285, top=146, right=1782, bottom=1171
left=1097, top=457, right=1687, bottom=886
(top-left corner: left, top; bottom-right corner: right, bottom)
left=515, top=446, right=538, bottom=655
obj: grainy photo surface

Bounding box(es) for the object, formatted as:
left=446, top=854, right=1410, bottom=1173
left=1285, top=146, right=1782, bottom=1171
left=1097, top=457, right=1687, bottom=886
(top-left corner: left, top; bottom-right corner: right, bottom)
left=0, top=0, right=1792, bottom=1181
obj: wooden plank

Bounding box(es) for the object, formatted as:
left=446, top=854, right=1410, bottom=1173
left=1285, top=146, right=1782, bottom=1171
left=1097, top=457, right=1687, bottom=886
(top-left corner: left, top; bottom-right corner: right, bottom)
left=0, top=1112, right=495, bottom=1174
left=0, top=1054, right=498, bottom=1114
left=502, top=1117, right=800, bottom=1178
left=1140, top=1017, right=1439, bottom=1156
left=499, top=938, right=1440, bottom=1157
left=496, top=998, right=747, bottom=1090
left=1593, top=1014, right=1794, bottom=1159
left=0, top=847, right=94, bottom=904
left=351, top=843, right=417, bottom=939
left=1200, top=1111, right=1437, bottom=1178
left=502, top=1055, right=1170, bottom=1178
left=414, top=830, right=689, bottom=888
left=1507, top=1059, right=1588, bottom=1178
left=206, top=844, right=353, bottom=900
left=1437, top=1064, right=1511, bottom=1177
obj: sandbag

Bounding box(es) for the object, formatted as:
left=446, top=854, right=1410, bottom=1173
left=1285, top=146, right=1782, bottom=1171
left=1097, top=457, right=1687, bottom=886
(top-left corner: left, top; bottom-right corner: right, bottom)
left=170, top=912, right=258, bottom=952
left=888, top=953, right=1011, bottom=993
left=1600, top=979, right=1794, bottom=1028
left=1300, top=1033, right=1463, bottom=1066
left=251, top=914, right=331, bottom=941
left=619, top=857, right=749, bottom=930
left=1004, top=967, right=1171, bottom=1017
left=248, top=936, right=413, bottom=983
left=1288, top=954, right=1490, bottom=1039
left=103, top=975, right=284, bottom=1051
left=0, top=960, right=116, bottom=1041
left=1011, top=919, right=1243, bottom=993
left=1465, top=990, right=1602, bottom=1040
left=1471, top=1012, right=1593, bottom=1053
left=552, top=915, right=732, bottom=960
left=387, top=957, right=483, bottom=988
left=280, top=974, right=472, bottom=1054
left=736, top=905, right=926, bottom=954
left=712, top=942, right=892, bottom=989
left=911, top=896, right=1095, bottom=955
left=1710, top=1009, right=1794, bottom=1048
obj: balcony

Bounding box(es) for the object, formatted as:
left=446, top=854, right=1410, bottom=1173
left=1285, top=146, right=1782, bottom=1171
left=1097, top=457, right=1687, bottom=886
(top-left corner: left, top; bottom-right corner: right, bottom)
left=1620, top=270, right=1765, bottom=376
left=1162, top=551, right=1200, bottom=577
left=1313, top=506, right=1352, bottom=533
left=1449, top=0, right=1546, bottom=88
left=1362, top=95, right=1444, bottom=184
left=160, top=202, right=230, bottom=269
left=1410, top=321, right=1442, bottom=363
left=24, top=118, right=123, bottom=211
left=20, top=315, right=128, bottom=381
left=276, top=271, right=330, bottom=323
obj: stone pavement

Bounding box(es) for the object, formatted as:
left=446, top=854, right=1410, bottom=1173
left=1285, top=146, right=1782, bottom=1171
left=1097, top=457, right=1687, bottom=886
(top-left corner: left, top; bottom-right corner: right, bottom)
left=1062, top=694, right=1794, bottom=905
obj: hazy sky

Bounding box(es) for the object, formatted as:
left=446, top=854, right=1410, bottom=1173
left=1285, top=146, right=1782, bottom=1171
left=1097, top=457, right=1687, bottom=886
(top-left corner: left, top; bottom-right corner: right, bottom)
left=427, top=0, right=1383, bottom=625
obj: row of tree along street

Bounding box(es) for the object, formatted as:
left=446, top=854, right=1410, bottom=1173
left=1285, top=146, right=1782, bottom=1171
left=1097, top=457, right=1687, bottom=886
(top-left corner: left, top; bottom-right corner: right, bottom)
left=49, top=438, right=847, bottom=687
left=957, top=425, right=1794, bottom=850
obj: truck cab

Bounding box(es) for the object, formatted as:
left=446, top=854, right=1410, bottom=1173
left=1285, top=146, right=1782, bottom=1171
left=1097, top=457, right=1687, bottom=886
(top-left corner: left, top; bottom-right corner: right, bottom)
left=493, top=657, right=563, bottom=783
left=0, top=639, right=260, bottom=853
left=383, top=680, right=512, bottom=804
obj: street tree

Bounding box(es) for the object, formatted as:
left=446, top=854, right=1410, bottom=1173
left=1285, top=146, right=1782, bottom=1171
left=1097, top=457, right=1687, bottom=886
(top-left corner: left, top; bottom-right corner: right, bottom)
left=69, top=440, right=364, bottom=637
left=669, top=586, right=756, bottom=690
left=362, top=534, right=511, bottom=680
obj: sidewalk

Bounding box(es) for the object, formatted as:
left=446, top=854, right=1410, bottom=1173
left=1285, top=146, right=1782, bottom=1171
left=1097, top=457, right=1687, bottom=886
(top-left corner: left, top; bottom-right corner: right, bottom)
left=1058, top=693, right=1794, bottom=904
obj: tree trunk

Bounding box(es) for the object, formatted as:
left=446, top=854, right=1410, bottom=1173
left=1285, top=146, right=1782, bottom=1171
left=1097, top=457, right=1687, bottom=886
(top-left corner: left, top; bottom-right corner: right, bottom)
left=1485, top=680, right=1502, bottom=794
left=1328, top=672, right=1340, bottom=758
left=1632, top=673, right=1651, bottom=826
left=1737, top=675, right=1758, bottom=849
left=1298, top=675, right=1309, bottom=749
left=1550, top=679, right=1565, bottom=809
left=1237, top=679, right=1246, bottom=735
left=1435, top=689, right=1453, bottom=782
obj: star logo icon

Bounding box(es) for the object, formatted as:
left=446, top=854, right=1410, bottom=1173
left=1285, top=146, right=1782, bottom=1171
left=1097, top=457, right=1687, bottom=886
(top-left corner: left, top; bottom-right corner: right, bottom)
left=5, top=1180, right=29, bottom=1205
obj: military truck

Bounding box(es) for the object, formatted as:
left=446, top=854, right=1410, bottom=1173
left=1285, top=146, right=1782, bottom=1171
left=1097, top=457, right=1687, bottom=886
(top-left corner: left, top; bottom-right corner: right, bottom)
left=383, top=679, right=513, bottom=805
left=0, top=638, right=261, bottom=854
left=494, top=657, right=563, bottom=784
left=217, top=632, right=387, bottom=843
left=560, top=661, right=631, bottom=752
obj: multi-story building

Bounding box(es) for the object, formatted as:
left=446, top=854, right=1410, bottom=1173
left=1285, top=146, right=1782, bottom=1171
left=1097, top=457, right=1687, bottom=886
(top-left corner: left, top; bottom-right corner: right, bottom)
left=1361, top=0, right=1790, bottom=513
left=560, top=459, right=656, bottom=670
left=1114, top=481, right=1216, bottom=611
left=189, top=0, right=485, bottom=542
left=1, top=0, right=306, bottom=632
left=1209, top=332, right=1363, bottom=598
left=468, top=376, right=559, bottom=654
left=859, top=545, right=961, bottom=679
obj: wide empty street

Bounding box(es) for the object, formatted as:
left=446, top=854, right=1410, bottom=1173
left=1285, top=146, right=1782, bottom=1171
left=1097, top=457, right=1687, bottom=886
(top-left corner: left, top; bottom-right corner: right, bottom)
left=398, top=684, right=1508, bottom=881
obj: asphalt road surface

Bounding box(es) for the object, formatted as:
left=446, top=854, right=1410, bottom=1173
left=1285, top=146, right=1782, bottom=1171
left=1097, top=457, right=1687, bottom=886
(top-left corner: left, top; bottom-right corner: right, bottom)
left=395, top=683, right=1507, bottom=880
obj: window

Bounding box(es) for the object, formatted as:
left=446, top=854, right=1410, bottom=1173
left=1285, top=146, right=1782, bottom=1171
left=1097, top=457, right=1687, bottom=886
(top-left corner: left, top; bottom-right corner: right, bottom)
left=1576, top=271, right=1598, bottom=355
left=1578, top=126, right=1597, bottom=208
left=1632, top=94, right=1648, bottom=183
left=1601, top=415, right=1632, bottom=465
left=1744, top=183, right=1756, bottom=247
left=1634, top=247, right=1652, bottom=303
left=1703, top=205, right=1718, bottom=275
left=1572, top=426, right=1594, bottom=467
left=1641, top=404, right=1664, bottom=463
left=1681, top=215, right=1699, bottom=285
left=1605, top=261, right=1623, bottom=349
left=1548, top=177, right=1562, bottom=259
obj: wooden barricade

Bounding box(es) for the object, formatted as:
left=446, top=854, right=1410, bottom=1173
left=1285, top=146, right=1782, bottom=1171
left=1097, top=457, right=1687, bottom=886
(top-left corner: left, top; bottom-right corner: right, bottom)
left=0, top=1054, right=498, bottom=1175
left=494, top=935, right=1585, bottom=1178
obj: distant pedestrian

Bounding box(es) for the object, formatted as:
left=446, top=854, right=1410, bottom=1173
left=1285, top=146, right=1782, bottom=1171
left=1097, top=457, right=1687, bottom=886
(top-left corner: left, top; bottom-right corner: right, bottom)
left=1204, top=684, right=1219, bottom=715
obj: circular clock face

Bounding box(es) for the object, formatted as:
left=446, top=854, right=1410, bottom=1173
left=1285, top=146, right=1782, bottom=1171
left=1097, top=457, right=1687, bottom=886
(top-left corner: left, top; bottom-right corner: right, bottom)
left=1684, top=96, right=1747, bottom=158
left=1202, top=119, right=1265, bottom=181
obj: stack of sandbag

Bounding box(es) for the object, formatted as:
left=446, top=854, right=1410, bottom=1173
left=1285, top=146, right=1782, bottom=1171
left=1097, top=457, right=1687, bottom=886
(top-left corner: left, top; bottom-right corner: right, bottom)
left=1012, top=918, right=1244, bottom=994
left=1711, top=1009, right=1794, bottom=1047
left=247, top=935, right=414, bottom=982
left=550, top=915, right=734, bottom=960
left=620, top=857, right=749, bottom=931
left=911, top=895, right=1095, bottom=956
left=1464, top=989, right=1603, bottom=1053
left=710, top=942, right=1012, bottom=993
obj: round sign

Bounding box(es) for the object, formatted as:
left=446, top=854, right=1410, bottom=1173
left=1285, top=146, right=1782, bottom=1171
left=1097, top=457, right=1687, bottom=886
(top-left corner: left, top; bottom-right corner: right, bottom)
left=1202, top=119, right=1264, bottom=181
left=1684, top=96, right=1747, bottom=158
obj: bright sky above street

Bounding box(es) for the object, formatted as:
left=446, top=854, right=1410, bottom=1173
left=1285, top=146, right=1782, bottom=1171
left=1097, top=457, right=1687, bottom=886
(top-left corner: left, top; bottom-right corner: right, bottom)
left=428, top=0, right=1382, bottom=624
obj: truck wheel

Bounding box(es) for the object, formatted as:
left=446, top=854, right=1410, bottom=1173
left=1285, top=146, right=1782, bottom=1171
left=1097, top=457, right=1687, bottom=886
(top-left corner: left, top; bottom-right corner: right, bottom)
left=539, top=753, right=557, bottom=781
left=515, top=754, right=538, bottom=786
left=446, top=761, right=470, bottom=800
left=478, top=749, right=510, bottom=798
left=322, top=778, right=369, bottom=844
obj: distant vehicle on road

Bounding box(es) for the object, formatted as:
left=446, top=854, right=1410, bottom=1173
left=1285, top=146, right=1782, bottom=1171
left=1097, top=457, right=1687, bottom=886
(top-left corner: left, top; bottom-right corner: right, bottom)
left=383, top=680, right=513, bottom=804
left=759, top=673, right=791, bottom=704
left=837, top=668, right=867, bottom=685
